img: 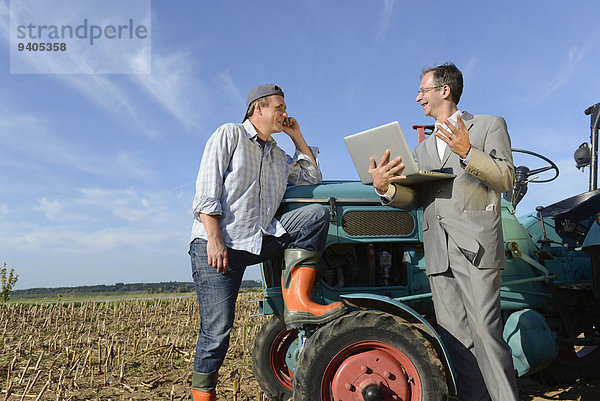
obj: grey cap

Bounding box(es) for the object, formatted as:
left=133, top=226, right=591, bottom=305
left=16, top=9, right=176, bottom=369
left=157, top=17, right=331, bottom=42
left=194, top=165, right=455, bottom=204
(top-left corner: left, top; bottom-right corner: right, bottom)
left=243, top=84, right=284, bottom=121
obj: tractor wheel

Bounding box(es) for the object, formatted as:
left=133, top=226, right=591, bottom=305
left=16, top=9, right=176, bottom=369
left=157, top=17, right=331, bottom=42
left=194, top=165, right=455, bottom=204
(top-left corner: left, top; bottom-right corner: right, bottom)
left=252, top=315, right=299, bottom=401
left=539, top=332, right=600, bottom=383
left=293, top=310, right=448, bottom=401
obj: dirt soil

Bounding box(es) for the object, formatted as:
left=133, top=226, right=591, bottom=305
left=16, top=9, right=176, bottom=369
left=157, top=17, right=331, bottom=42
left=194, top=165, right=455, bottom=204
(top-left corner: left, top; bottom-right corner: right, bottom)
left=1, top=293, right=598, bottom=400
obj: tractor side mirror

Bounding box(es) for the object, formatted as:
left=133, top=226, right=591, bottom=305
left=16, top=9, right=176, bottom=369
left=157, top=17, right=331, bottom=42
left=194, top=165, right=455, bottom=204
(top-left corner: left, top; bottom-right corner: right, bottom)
left=574, top=142, right=591, bottom=170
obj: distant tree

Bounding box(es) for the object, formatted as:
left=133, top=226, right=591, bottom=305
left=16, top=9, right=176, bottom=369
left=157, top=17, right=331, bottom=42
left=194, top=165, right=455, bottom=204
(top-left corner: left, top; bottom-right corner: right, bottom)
left=1, top=262, right=19, bottom=303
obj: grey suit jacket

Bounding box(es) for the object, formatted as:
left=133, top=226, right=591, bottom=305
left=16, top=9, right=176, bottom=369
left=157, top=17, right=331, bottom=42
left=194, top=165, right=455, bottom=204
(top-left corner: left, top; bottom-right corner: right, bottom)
left=388, top=111, right=514, bottom=275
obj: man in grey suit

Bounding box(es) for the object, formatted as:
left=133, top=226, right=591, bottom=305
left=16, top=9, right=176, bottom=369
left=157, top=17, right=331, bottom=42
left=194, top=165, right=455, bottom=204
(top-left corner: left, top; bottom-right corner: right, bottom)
left=369, top=63, right=519, bottom=401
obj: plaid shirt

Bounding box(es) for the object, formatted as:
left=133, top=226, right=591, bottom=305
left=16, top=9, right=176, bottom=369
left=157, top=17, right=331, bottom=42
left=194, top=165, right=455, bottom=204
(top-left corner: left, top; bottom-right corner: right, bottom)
left=191, top=120, right=322, bottom=255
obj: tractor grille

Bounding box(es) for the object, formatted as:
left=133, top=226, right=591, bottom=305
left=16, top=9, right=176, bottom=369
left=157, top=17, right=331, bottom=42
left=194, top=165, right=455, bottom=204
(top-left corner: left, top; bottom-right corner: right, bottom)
left=341, top=210, right=415, bottom=236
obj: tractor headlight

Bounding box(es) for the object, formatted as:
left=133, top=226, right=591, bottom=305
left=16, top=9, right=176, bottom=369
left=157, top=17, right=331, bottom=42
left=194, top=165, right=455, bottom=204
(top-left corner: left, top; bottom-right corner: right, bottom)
left=596, top=213, right=600, bottom=226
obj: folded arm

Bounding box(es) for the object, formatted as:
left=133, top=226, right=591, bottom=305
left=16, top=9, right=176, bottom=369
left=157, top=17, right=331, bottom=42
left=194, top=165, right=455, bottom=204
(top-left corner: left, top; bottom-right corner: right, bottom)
left=287, top=146, right=323, bottom=185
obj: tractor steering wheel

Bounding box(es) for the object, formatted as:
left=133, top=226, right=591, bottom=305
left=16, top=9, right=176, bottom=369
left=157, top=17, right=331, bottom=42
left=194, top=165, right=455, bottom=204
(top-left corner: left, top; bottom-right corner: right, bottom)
left=512, top=148, right=559, bottom=183
left=508, top=149, right=559, bottom=208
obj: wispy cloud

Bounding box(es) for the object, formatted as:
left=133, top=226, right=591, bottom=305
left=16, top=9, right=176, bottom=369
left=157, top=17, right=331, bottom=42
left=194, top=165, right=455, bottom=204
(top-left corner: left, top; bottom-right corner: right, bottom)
left=114, top=150, right=157, bottom=183
left=34, top=198, right=64, bottom=220
left=32, top=197, right=94, bottom=223
left=0, top=110, right=158, bottom=181
left=462, top=56, right=476, bottom=80
left=0, top=203, right=10, bottom=215
left=539, top=34, right=597, bottom=101
left=15, top=52, right=208, bottom=137
left=61, top=75, right=158, bottom=137
left=0, top=214, right=187, bottom=287
left=217, top=70, right=245, bottom=107
left=2, top=186, right=186, bottom=250
left=76, top=187, right=166, bottom=224
left=0, top=112, right=107, bottom=176
left=132, top=51, right=209, bottom=129
left=32, top=187, right=177, bottom=226
left=0, top=1, right=8, bottom=41
left=375, top=0, right=397, bottom=45
left=1, top=0, right=208, bottom=134
left=0, top=185, right=190, bottom=288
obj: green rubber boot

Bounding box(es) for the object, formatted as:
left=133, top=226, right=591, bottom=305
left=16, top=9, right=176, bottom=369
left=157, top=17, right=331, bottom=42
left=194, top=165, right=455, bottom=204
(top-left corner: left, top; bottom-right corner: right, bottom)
left=191, top=371, right=218, bottom=400
left=281, top=249, right=347, bottom=328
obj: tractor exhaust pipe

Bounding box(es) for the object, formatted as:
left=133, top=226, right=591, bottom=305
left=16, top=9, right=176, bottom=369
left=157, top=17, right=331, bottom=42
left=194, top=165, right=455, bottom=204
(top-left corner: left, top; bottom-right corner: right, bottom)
left=584, top=102, right=600, bottom=190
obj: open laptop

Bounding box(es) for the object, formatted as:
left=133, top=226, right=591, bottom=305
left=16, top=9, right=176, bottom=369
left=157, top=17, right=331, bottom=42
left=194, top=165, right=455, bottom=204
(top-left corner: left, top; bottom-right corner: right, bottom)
left=344, top=121, right=455, bottom=185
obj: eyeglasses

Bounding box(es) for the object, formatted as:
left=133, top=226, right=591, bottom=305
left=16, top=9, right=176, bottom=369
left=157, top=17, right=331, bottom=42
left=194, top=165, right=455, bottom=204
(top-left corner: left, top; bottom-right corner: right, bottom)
left=417, top=85, right=445, bottom=96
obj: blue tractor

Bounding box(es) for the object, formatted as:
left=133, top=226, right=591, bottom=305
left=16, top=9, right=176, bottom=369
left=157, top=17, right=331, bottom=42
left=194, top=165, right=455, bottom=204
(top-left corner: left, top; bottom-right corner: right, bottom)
left=251, top=103, right=600, bottom=401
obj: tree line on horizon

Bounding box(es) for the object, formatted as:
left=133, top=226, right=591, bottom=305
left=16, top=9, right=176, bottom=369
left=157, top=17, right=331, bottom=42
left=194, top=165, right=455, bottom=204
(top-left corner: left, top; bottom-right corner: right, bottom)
left=12, top=280, right=262, bottom=296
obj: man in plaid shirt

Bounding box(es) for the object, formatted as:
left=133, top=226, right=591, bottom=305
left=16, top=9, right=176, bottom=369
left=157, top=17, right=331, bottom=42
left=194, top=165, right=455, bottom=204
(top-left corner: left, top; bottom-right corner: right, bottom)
left=189, top=84, right=347, bottom=400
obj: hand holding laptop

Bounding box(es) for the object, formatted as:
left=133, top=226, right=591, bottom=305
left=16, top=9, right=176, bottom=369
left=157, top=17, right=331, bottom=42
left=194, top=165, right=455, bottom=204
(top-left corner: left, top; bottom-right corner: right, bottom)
left=344, top=121, right=455, bottom=186
left=368, top=149, right=407, bottom=194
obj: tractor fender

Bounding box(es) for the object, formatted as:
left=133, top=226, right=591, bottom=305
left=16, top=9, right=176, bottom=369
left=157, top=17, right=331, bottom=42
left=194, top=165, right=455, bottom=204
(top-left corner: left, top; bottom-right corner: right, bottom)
left=340, top=293, right=458, bottom=397
left=583, top=219, right=600, bottom=249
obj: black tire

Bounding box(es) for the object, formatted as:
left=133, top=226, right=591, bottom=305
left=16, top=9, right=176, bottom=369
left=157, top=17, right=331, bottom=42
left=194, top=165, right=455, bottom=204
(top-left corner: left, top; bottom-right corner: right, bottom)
left=537, top=296, right=600, bottom=384
left=293, top=310, right=448, bottom=401
left=538, top=336, right=600, bottom=383
left=252, top=315, right=298, bottom=401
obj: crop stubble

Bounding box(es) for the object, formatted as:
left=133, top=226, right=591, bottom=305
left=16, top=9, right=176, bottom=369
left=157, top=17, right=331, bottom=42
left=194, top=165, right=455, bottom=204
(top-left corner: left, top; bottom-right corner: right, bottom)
left=1, top=292, right=598, bottom=400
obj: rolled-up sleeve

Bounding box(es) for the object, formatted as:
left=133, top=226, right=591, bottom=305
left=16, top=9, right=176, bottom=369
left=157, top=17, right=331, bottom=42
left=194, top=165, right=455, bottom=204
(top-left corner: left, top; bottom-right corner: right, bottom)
left=287, top=146, right=322, bottom=185
left=192, top=125, right=238, bottom=218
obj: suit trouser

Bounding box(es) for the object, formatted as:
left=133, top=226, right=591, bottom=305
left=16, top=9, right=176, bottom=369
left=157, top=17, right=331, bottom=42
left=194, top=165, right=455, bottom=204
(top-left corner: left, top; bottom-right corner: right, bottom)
left=429, top=236, right=518, bottom=401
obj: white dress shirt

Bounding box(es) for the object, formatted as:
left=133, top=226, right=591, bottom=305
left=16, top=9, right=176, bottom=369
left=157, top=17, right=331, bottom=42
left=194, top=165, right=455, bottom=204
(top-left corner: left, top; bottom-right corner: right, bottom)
left=378, top=110, right=470, bottom=201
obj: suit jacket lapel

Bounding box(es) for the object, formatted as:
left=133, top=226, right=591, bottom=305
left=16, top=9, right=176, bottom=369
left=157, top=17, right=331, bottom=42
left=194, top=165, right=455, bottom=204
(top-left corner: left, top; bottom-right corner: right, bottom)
left=461, top=111, right=475, bottom=131
left=425, top=132, right=441, bottom=167
left=441, top=141, right=453, bottom=166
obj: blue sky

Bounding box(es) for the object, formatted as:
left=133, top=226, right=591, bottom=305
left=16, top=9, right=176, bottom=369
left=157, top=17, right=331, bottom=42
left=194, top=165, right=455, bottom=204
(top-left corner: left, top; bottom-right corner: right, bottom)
left=2, top=0, right=600, bottom=289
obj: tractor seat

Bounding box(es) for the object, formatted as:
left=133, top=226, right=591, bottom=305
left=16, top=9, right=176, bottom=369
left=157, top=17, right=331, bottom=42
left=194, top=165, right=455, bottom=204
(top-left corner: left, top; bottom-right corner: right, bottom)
left=539, top=189, right=600, bottom=220
left=538, top=189, right=600, bottom=243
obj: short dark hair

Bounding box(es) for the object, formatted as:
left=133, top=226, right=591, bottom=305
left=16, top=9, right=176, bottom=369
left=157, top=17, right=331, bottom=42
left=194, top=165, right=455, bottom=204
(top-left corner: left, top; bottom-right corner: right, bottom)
left=421, top=62, right=463, bottom=105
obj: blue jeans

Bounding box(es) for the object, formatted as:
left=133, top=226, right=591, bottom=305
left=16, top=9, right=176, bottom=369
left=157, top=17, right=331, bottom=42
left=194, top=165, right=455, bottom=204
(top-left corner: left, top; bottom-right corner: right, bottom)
left=190, top=204, right=329, bottom=375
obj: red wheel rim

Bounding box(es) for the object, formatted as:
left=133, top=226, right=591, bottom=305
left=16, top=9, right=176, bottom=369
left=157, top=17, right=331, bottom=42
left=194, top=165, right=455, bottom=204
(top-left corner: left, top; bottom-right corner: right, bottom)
left=323, top=340, right=423, bottom=401
left=269, top=327, right=298, bottom=389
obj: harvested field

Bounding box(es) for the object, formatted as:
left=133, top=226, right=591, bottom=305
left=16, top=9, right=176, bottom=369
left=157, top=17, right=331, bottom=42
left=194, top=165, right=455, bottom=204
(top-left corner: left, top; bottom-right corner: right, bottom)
left=1, top=292, right=598, bottom=400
